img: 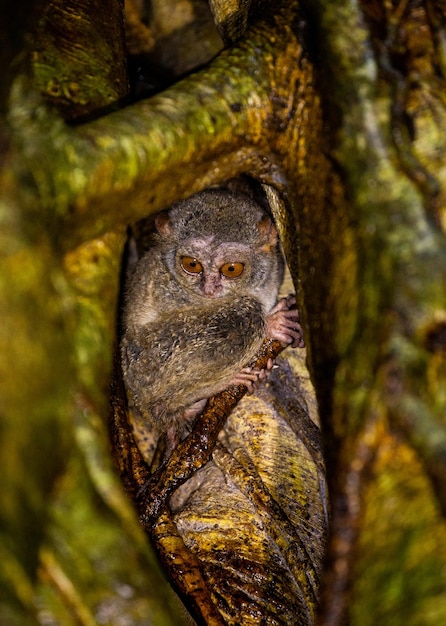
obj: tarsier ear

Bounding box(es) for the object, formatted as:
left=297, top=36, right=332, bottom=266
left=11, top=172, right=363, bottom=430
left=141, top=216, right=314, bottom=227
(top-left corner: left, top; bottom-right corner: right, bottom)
left=257, top=215, right=278, bottom=246
left=155, top=211, right=172, bottom=236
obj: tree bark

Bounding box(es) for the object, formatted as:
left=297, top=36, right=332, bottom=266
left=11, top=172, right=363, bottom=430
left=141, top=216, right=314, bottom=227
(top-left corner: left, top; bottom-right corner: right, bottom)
left=1, top=0, right=446, bottom=625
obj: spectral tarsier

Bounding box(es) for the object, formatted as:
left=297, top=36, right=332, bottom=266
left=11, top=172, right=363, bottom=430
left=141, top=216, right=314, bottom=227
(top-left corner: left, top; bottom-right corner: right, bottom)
left=120, top=189, right=304, bottom=462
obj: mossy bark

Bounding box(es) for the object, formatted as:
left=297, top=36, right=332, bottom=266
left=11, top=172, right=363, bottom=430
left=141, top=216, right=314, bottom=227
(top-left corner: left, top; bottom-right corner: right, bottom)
left=1, top=0, right=446, bottom=624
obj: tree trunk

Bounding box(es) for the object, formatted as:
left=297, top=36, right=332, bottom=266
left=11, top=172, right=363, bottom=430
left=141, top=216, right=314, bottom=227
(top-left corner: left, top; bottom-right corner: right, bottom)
left=1, top=1, right=446, bottom=625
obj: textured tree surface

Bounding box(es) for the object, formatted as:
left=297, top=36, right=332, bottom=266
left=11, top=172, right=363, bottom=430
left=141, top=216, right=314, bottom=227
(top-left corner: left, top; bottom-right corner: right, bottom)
left=111, top=322, right=327, bottom=625
left=1, top=0, right=446, bottom=625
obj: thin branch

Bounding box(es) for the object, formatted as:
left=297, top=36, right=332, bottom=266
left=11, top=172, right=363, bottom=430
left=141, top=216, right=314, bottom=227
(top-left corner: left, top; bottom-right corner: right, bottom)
left=151, top=510, right=225, bottom=626
left=137, top=339, right=284, bottom=527
left=110, top=339, right=285, bottom=624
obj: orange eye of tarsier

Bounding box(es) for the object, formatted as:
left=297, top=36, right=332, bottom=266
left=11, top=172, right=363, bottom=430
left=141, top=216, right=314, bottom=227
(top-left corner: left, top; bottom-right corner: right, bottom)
left=220, top=262, right=245, bottom=278
left=181, top=256, right=203, bottom=274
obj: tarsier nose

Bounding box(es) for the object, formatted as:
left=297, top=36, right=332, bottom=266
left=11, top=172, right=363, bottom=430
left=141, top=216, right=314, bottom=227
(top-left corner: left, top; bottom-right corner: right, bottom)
left=202, top=275, right=222, bottom=297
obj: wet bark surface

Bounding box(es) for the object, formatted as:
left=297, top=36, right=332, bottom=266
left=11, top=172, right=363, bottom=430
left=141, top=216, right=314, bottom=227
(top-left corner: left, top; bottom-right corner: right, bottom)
left=1, top=1, right=446, bottom=625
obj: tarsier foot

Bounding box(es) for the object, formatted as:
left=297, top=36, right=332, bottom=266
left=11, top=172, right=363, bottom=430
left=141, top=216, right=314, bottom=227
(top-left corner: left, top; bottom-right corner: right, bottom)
left=184, top=399, right=207, bottom=421
left=230, top=360, right=274, bottom=393
left=266, top=295, right=305, bottom=348
left=157, top=402, right=207, bottom=466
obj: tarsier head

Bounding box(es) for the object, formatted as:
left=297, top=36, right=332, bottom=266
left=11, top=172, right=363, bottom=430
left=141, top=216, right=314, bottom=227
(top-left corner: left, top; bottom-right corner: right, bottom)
left=155, top=189, right=283, bottom=300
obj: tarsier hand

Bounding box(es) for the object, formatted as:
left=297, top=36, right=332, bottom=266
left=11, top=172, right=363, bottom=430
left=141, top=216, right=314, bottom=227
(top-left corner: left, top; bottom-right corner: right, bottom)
left=266, top=295, right=305, bottom=348
left=230, top=295, right=304, bottom=393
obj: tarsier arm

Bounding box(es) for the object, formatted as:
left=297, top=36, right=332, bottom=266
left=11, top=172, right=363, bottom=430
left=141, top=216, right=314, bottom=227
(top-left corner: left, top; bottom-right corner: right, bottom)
left=123, top=295, right=304, bottom=411
left=122, top=296, right=267, bottom=413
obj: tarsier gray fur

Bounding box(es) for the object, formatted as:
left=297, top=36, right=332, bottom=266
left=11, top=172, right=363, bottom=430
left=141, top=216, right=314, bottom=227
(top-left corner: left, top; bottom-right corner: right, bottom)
left=120, top=189, right=304, bottom=461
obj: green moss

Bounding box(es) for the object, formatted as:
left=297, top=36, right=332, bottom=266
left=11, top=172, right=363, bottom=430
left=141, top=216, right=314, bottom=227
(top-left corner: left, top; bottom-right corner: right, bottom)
left=351, top=436, right=446, bottom=625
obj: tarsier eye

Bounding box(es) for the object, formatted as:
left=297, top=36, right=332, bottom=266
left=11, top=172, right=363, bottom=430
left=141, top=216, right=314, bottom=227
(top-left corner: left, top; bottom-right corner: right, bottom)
left=181, top=256, right=203, bottom=275
left=220, top=262, right=245, bottom=278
